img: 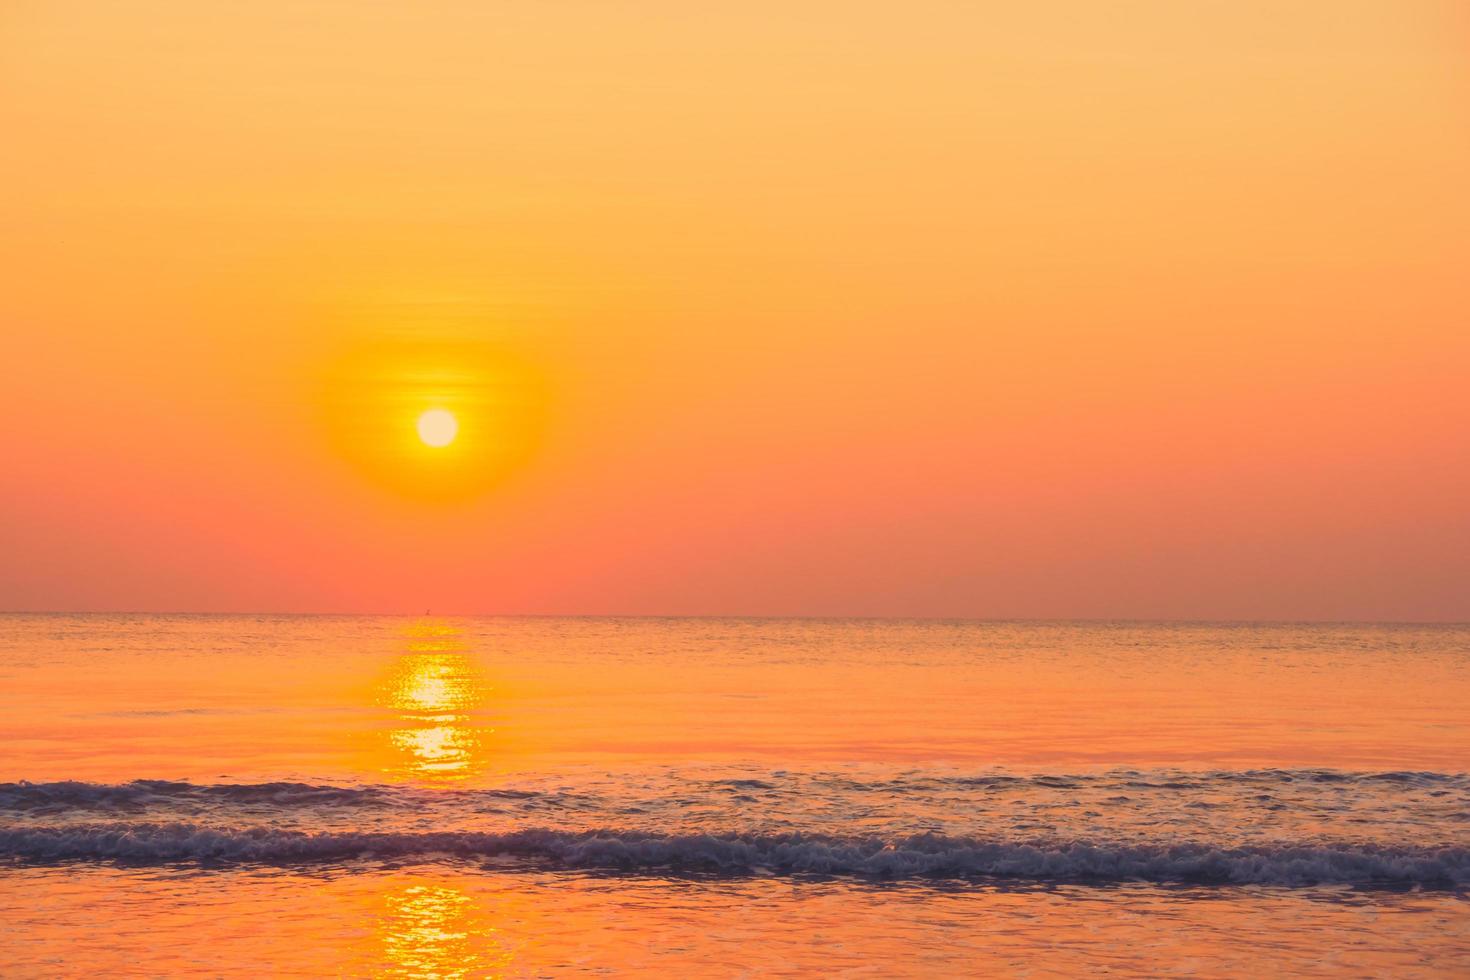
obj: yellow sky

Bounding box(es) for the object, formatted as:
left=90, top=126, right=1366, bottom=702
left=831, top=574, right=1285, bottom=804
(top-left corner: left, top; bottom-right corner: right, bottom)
left=2, top=1, right=1467, bottom=617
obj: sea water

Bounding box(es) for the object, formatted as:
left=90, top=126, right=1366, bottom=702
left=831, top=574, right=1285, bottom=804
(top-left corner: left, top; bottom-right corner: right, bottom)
left=1, top=615, right=1466, bottom=975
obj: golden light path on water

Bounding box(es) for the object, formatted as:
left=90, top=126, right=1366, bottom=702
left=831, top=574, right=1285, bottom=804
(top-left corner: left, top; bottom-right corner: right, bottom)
left=378, top=880, right=517, bottom=979
left=377, top=621, right=494, bottom=783
left=372, top=625, right=515, bottom=975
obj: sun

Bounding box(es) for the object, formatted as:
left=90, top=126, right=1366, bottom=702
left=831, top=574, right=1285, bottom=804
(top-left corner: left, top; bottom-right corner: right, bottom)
left=319, top=339, right=548, bottom=499
left=416, top=408, right=458, bottom=448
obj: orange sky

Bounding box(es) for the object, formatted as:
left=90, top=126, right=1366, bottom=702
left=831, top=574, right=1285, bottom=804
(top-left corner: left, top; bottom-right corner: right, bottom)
left=2, top=1, right=1468, bottom=619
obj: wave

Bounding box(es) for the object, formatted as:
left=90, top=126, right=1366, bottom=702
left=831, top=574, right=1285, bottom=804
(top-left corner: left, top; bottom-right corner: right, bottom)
left=4, top=769, right=1464, bottom=815
left=0, top=780, right=386, bottom=812
left=2, top=823, right=1465, bottom=885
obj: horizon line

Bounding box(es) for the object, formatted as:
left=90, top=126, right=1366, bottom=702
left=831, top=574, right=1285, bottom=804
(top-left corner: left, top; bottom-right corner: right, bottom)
left=1, top=609, right=1467, bottom=628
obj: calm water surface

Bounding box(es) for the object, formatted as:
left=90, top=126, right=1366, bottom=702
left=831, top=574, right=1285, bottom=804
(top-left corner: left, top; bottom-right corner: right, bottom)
left=1, top=616, right=1467, bottom=975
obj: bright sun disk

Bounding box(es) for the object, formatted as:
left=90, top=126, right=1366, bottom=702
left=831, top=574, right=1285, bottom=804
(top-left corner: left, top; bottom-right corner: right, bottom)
left=417, top=408, right=458, bottom=447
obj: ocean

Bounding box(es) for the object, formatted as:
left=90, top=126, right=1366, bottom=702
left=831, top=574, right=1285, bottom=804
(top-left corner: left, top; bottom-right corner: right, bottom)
left=1, top=615, right=1466, bottom=975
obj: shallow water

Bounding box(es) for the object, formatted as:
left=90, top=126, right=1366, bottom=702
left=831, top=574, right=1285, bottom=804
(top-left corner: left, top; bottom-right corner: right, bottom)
left=1, top=616, right=1467, bottom=975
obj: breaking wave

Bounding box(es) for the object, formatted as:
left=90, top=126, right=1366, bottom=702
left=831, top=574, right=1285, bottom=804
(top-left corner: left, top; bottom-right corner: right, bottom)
left=5, top=772, right=1464, bottom=886
left=4, top=769, right=1464, bottom=814
left=2, top=823, right=1466, bottom=886
left=0, top=780, right=386, bottom=813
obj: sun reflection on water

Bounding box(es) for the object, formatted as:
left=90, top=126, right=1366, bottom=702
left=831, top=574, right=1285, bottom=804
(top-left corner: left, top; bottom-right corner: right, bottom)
left=377, top=620, right=493, bottom=782
left=379, top=881, right=515, bottom=978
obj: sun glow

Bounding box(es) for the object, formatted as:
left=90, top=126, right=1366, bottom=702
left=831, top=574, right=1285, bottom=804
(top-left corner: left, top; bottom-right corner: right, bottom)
left=417, top=408, right=458, bottom=448
left=318, top=338, right=549, bottom=501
